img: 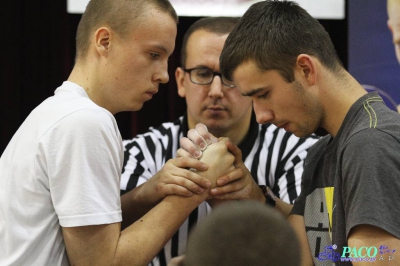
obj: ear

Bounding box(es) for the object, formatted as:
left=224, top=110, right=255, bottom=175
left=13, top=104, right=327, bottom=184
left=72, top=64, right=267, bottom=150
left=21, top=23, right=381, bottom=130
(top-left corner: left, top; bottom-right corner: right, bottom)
left=94, top=27, right=111, bottom=56
left=388, top=19, right=393, bottom=34
left=176, top=67, right=187, bottom=98
left=296, top=54, right=316, bottom=86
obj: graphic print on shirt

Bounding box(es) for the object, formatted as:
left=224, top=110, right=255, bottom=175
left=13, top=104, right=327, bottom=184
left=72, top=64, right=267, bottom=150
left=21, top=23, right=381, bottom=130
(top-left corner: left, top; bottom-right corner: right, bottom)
left=304, top=187, right=334, bottom=265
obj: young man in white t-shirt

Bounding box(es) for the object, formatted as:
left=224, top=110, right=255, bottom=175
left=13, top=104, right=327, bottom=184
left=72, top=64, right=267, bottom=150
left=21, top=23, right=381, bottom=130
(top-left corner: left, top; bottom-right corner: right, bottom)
left=0, top=0, right=234, bottom=265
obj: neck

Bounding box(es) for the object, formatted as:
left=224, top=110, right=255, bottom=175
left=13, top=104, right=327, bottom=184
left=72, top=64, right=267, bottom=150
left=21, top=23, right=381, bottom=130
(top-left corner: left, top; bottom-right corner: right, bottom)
left=209, top=122, right=251, bottom=146
left=318, top=71, right=367, bottom=137
left=68, top=59, right=116, bottom=114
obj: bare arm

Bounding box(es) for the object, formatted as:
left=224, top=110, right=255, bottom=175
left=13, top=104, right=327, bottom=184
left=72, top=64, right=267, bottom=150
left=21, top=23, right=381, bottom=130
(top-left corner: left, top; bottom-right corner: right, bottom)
left=288, top=214, right=314, bottom=266
left=347, top=224, right=400, bottom=265
left=63, top=138, right=235, bottom=266
left=179, top=124, right=312, bottom=265
left=63, top=194, right=207, bottom=266
left=120, top=157, right=210, bottom=229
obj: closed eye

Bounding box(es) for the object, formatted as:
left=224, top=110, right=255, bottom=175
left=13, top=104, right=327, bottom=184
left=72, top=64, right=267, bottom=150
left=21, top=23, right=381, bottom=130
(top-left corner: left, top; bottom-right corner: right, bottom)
left=150, top=53, right=160, bottom=60
left=257, top=92, right=269, bottom=99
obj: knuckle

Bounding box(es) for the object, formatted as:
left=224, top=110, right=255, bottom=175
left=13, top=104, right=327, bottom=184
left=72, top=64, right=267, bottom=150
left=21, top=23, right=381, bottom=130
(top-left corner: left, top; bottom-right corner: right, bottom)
left=177, top=178, right=188, bottom=186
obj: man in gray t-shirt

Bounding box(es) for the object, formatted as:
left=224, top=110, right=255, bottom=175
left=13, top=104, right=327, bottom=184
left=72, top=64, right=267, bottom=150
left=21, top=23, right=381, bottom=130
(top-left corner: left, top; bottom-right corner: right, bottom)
left=179, top=1, right=400, bottom=265
left=291, top=92, right=400, bottom=264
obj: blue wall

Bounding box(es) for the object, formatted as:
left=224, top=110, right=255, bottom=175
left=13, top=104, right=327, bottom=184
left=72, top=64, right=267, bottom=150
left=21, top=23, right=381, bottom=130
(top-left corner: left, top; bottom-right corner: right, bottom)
left=348, top=0, right=400, bottom=104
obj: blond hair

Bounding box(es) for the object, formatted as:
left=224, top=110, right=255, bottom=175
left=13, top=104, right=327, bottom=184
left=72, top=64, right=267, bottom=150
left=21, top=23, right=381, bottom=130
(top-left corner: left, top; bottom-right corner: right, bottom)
left=75, top=0, right=177, bottom=60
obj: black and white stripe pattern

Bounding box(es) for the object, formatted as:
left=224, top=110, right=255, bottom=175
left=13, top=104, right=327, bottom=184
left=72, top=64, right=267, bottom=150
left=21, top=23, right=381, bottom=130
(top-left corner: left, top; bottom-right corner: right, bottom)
left=121, top=114, right=319, bottom=266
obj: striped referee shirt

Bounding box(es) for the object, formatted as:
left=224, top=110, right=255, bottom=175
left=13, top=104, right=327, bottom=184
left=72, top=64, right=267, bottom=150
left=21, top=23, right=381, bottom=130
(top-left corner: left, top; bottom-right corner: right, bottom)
left=121, top=114, right=319, bottom=266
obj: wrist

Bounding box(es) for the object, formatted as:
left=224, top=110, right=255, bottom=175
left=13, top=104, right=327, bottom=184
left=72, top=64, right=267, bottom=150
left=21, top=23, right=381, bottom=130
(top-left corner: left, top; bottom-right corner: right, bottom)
left=258, top=185, right=277, bottom=207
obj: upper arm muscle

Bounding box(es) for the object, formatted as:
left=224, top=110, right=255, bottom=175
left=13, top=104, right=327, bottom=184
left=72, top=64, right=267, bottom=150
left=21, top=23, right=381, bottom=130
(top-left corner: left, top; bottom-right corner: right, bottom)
left=288, top=214, right=314, bottom=266
left=62, top=223, right=120, bottom=266
left=348, top=224, right=400, bottom=265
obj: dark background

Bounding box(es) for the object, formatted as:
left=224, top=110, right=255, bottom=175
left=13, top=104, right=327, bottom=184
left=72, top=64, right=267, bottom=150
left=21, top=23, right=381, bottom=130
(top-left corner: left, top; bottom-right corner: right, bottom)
left=5, top=0, right=389, bottom=155
left=348, top=0, right=400, bottom=102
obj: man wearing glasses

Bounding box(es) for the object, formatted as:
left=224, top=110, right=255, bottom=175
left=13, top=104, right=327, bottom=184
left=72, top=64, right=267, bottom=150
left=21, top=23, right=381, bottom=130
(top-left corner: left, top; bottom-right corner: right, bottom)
left=120, top=17, right=318, bottom=266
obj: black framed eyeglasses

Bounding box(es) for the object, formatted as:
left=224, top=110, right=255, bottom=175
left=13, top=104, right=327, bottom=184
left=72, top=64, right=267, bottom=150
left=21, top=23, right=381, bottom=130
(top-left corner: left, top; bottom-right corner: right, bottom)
left=183, top=68, right=236, bottom=88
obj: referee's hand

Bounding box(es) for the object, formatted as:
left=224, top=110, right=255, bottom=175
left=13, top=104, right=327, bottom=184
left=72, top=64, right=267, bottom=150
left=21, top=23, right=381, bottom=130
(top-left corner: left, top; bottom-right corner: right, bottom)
left=177, top=123, right=218, bottom=159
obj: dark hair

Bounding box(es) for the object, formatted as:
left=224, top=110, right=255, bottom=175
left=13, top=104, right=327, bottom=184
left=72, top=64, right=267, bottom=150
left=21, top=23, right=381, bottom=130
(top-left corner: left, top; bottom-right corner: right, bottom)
left=180, top=17, right=239, bottom=67
left=184, top=201, right=300, bottom=266
left=76, top=0, right=178, bottom=60
left=220, top=0, right=343, bottom=83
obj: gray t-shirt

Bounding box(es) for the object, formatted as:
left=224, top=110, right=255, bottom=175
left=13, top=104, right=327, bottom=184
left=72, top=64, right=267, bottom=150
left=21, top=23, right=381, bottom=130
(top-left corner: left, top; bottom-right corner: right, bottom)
left=292, top=92, right=400, bottom=265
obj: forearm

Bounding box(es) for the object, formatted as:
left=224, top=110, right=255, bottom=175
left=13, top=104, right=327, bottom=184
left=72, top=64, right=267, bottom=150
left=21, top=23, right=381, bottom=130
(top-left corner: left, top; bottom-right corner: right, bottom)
left=120, top=183, right=161, bottom=230
left=287, top=214, right=314, bottom=266
left=259, top=184, right=293, bottom=218
left=207, top=181, right=265, bottom=208
left=274, top=198, right=294, bottom=218
left=65, top=193, right=207, bottom=266
left=117, top=193, right=207, bottom=265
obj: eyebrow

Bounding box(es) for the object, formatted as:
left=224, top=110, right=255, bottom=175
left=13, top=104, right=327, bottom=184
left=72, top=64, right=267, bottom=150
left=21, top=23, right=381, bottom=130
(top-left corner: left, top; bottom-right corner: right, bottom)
left=153, top=44, right=169, bottom=54
left=241, top=87, right=265, bottom=97
left=187, top=65, right=213, bottom=70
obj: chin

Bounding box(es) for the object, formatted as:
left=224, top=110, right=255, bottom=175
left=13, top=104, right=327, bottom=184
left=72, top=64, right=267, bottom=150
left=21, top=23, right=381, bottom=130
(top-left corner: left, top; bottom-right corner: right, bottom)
left=125, top=103, right=143, bottom=112
left=288, top=128, right=312, bottom=138
left=207, top=125, right=230, bottom=137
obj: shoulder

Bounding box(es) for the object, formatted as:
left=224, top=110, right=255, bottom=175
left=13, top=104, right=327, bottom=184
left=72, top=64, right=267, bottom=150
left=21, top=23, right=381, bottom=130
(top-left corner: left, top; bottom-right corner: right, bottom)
left=343, top=105, right=400, bottom=147
left=351, top=100, right=400, bottom=137
left=37, top=107, right=121, bottom=153
left=57, top=107, right=118, bottom=134
left=344, top=127, right=400, bottom=152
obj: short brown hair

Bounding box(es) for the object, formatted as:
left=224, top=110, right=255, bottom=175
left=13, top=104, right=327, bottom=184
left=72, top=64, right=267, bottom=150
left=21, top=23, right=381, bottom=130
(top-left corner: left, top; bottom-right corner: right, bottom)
left=180, top=17, right=239, bottom=67
left=75, top=0, right=178, bottom=60
left=184, top=201, right=300, bottom=266
left=220, top=0, right=343, bottom=83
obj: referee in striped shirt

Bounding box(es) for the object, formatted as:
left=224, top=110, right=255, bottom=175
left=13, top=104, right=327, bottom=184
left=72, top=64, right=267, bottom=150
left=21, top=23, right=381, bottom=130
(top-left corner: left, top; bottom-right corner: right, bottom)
left=120, top=17, right=319, bottom=266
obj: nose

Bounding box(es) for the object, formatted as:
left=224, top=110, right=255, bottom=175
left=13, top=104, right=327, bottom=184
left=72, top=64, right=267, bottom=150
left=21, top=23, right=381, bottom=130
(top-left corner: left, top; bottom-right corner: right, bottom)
left=254, top=101, right=274, bottom=124
left=208, top=75, right=224, bottom=98
left=153, top=61, right=170, bottom=84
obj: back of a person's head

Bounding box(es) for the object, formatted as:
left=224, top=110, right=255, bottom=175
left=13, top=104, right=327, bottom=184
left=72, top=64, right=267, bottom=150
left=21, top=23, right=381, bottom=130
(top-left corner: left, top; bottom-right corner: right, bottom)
left=220, top=0, right=343, bottom=83
left=184, top=201, right=300, bottom=266
left=75, top=0, right=177, bottom=61
left=180, top=17, right=239, bottom=67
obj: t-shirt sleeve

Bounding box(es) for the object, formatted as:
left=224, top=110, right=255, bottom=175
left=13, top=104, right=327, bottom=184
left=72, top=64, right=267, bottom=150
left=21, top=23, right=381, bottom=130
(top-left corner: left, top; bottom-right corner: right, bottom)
left=38, top=108, right=123, bottom=227
left=341, top=129, right=400, bottom=238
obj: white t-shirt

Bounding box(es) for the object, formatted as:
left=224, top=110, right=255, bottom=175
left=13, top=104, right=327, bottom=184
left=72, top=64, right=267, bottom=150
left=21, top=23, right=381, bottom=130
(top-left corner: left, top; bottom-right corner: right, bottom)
left=0, top=81, right=123, bottom=265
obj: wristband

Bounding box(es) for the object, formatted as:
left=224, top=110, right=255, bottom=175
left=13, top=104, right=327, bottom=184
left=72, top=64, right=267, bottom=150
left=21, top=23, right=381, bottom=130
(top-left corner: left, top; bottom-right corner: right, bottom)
left=259, top=185, right=276, bottom=207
